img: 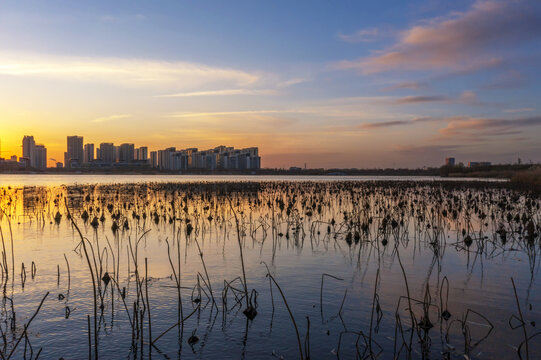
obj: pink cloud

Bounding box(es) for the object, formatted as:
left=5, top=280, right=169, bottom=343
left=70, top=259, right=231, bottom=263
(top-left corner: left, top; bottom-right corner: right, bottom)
left=438, top=116, right=541, bottom=138
left=335, top=1, right=541, bottom=74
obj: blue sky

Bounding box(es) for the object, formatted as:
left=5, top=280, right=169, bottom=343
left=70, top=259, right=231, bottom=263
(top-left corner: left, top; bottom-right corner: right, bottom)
left=0, top=0, right=540, bottom=168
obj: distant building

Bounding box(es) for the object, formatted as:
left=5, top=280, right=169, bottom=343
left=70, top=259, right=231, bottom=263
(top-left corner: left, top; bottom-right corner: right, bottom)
left=468, top=161, right=491, bottom=167
left=22, top=136, right=36, bottom=167
left=19, top=157, right=31, bottom=169
left=150, top=151, right=158, bottom=168
left=136, top=146, right=148, bottom=161
left=65, top=136, right=83, bottom=169
left=99, top=143, right=115, bottom=164
left=22, top=136, right=47, bottom=169
left=34, top=145, right=47, bottom=169
left=219, top=147, right=260, bottom=170
left=445, top=157, right=455, bottom=166
left=119, top=143, right=135, bottom=163
left=83, top=144, right=95, bottom=163
left=154, top=145, right=261, bottom=171
left=158, top=147, right=176, bottom=170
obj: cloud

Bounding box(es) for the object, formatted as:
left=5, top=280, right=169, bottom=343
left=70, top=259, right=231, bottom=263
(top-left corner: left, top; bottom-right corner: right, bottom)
left=359, top=116, right=448, bottom=129
left=334, top=1, right=541, bottom=74
left=360, top=120, right=410, bottom=129
left=438, top=116, right=541, bottom=138
left=0, top=52, right=260, bottom=90
left=394, top=95, right=447, bottom=104
left=167, top=110, right=286, bottom=118
left=157, top=89, right=276, bottom=98
left=338, top=28, right=380, bottom=43
left=277, top=78, right=309, bottom=88
left=393, top=90, right=480, bottom=105
left=92, top=114, right=131, bottom=123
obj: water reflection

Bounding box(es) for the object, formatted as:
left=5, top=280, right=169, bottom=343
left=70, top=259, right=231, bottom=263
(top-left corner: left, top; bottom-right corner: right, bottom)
left=0, top=180, right=539, bottom=359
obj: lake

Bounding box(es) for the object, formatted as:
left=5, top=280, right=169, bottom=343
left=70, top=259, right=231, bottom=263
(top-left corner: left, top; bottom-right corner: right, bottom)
left=0, top=176, right=538, bottom=359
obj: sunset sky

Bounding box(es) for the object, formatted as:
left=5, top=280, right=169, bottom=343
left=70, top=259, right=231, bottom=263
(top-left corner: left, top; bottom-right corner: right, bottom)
left=0, top=0, right=540, bottom=168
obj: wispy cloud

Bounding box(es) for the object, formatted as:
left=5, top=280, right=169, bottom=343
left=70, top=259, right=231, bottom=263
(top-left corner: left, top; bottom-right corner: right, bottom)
left=337, top=28, right=380, bottom=43
left=438, top=116, right=541, bottom=138
left=394, top=95, right=447, bottom=104
left=359, top=116, right=443, bottom=129
left=0, top=52, right=260, bottom=90
left=156, top=89, right=276, bottom=98
left=393, top=90, right=480, bottom=105
left=92, top=114, right=131, bottom=123
left=381, top=81, right=427, bottom=92
left=334, top=1, right=541, bottom=74
left=360, top=120, right=410, bottom=129
left=277, top=78, right=308, bottom=88
left=167, top=110, right=286, bottom=118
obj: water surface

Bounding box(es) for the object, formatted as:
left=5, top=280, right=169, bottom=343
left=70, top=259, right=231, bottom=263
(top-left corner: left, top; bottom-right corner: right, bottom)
left=0, top=178, right=538, bottom=359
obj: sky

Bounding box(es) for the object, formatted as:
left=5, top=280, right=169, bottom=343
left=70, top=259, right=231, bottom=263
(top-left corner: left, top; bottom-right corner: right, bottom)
left=0, top=0, right=540, bottom=168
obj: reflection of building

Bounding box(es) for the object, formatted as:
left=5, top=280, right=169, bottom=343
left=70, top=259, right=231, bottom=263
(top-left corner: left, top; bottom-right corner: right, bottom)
left=445, top=157, right=455, bottom=166
left=83, top=144, right=94, bottom=163
left=65, top=136, right=83, bottom=169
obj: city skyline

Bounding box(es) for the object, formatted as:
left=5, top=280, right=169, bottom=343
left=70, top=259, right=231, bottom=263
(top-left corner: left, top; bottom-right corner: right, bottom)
left=1, top=134, right=261, bottom=171
left=0, top=1, right=540, bottom=168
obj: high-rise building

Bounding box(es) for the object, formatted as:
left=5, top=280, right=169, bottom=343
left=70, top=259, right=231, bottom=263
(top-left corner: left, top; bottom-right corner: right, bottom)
left=22, top=136, right=36, bottom=167
left=150, top=151, right=158, bottom=168
left=65, top=136, right=83, bottom=169
left=445, top=157, right=455, bottom=166
left=119, top=143, right=135, bottom=163
left=136, top=146, right=148, bottom=161
left=99, top=143, right=115, bottom=164
left=155, top=146, right=260, bottom=171
left=158, top=147, right=176, bottom=170
left=34, top=145, right=47, bottom=169
left=83, top=144, right=95, bottom=164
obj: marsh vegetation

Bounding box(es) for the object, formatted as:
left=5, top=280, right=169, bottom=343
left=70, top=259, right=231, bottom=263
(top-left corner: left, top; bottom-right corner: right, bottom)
left=0, top=179, right=539, bottom=359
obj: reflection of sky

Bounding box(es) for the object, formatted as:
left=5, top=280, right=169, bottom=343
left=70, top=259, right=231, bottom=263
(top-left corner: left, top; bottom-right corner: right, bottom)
left=1, top=182, right=540, bottom=358
left=0, top=1, right=540, bottom=168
